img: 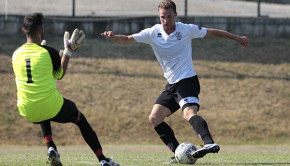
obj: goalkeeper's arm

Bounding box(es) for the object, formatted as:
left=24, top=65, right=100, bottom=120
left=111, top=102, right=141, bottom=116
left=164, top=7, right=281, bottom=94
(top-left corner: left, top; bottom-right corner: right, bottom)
left=59, top=50, right=69, bottom=79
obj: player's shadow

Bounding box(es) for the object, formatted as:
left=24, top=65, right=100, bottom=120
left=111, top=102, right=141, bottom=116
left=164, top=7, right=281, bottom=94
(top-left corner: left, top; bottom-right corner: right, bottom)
left=195, top=62, right=290, bottom=81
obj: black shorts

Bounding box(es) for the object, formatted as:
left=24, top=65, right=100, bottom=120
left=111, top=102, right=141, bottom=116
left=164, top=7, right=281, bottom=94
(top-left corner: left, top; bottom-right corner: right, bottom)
left=49, top=98, right=79, bottom=123
left=155, top=75, right=200, bottom=113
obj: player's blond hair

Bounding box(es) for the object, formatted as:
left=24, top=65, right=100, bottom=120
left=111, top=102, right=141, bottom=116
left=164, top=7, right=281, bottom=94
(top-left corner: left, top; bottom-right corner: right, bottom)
left=158, top=0, right=177, bottom=13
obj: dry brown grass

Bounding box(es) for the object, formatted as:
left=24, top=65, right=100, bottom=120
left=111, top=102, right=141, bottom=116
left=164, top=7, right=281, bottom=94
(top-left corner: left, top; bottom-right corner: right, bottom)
left=0, top=37, right=289, bottom=146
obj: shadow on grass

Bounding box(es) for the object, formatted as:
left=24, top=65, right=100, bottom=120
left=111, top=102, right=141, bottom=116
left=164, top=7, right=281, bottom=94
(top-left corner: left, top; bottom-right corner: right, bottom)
left=66, top=69, right=290, bottom=81
left=1, top=37, right=290, bottom=65
left=65, top=60, right=289, bottom=81
left=1, top=54, right=289, bottom=82
left=196, top=63, right=290, bottom=81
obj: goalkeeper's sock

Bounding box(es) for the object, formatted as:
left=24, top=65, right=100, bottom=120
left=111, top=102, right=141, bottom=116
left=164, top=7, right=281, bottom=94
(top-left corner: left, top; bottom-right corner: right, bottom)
left=76, top=113, right=103, bottom=154
left=189, top=115, right=214, bottom=145
left=95, top=149, right=108, bottom=162
left=154, top=122, right=179, bottom=153
left=45, top=135, right=57, bottom=151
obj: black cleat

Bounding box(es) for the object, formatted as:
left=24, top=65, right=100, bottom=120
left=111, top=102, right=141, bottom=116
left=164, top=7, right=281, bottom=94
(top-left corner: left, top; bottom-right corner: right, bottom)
left=191, top=143, right=220, bottom=158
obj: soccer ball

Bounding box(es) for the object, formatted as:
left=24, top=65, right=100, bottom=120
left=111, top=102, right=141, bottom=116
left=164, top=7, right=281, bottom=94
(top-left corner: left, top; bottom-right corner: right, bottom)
left=175, top=142, right=197, bottom=164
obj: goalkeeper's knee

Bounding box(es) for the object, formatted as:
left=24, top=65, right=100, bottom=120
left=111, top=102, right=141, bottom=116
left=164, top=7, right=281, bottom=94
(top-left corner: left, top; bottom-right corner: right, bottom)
left=76, top=112, right=86, bottom=125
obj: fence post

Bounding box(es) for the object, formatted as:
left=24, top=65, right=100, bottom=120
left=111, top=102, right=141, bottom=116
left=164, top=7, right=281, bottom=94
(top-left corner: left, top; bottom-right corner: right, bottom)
left=184, top=0, right=188, bottom=19
left=72, top=0, right=75, bottom=17
left=257, top=0, right=261, bottom=17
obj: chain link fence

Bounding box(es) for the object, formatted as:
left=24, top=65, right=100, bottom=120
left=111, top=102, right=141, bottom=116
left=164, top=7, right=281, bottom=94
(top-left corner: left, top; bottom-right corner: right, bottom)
left=1, top=0, right=290, bottom=18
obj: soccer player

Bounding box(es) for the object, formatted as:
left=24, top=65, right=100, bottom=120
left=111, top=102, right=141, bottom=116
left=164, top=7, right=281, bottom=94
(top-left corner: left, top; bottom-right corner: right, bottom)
left=12, top=13, right=119, bottom=166
left=101, top=0, right=249, bottom=163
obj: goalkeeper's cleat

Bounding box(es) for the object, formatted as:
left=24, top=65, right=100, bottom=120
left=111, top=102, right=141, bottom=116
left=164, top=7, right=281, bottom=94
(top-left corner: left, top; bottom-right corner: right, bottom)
left=47, top=147, right=62, bottom=166
left=165, top=157, right=178, bottom=164
left=191, top=143, right=220, bottom=159
left=100, top=158, right=120, bottom=166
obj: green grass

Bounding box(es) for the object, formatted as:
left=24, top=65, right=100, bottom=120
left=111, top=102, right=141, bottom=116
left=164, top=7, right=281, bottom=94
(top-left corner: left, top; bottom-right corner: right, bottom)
left=0, top=145, right=289, bottom=166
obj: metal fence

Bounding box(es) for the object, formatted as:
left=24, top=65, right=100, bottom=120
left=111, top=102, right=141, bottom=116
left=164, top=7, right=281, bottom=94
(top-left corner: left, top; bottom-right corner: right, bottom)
left=1, top=0, right=290, bottom=18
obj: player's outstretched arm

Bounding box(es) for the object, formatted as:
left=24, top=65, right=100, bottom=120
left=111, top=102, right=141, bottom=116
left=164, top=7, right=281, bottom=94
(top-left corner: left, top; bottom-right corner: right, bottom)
left=101, top=31, right=136, bottom=45
left=206, top=28, right=249, bottom=47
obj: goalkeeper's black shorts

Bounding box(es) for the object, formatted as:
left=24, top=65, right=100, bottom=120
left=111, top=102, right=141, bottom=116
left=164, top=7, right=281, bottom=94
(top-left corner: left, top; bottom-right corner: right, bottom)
left=49, top=97, right=79, bottom=123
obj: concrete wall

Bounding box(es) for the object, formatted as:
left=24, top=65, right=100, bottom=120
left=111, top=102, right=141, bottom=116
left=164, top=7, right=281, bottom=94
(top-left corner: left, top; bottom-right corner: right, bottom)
left=1, top=15, right=290, bottom=38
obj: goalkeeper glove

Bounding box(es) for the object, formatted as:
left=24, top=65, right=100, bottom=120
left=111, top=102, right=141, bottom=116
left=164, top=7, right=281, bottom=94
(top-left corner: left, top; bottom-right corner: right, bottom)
left=59, top=50, right=64, bottom=56
left=41, top=40, right=46, bottom=45
left=63, top=28, right=86, bottom=57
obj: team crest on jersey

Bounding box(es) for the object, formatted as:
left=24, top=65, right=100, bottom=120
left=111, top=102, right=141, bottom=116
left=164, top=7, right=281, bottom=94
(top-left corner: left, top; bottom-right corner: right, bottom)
left=175, top=32, right=182, bottom=40
left=157, top=33, right=162, bottom=38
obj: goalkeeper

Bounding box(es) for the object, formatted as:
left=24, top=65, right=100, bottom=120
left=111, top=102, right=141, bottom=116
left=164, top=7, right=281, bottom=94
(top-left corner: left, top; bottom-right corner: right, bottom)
left=12, top=13, right=119, bottom=166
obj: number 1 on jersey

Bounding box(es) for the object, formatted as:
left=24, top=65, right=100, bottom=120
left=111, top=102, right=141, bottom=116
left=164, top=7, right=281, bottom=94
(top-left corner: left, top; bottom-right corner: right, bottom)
left=25, top=58, right=33, bottom=83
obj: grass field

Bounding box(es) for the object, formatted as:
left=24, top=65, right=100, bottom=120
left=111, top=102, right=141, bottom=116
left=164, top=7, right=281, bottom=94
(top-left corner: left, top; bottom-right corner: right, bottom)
left=0, top=145, right=289, bottom=166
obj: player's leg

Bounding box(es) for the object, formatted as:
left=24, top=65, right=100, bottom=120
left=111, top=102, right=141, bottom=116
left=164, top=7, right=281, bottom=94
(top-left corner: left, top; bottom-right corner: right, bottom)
left=51, top=98, right=119, bottom=166
left=150, top=87, right=180, bottom=164
left=184, top=106, right=219, bottom=157
left=149, top=104, right=180, bottom=164
left=150, top=89, right=180, bottom=152
left=74, top=111, right=109, bottom=163
left=40, top=121, right=62, bottom=166
left=177, top=76, right=220, bottom=158
left=40, top=121, right=57, bottom=151
left=183, top=106, right=215, bottom=145
left=150, top=104, right=180, bottom=151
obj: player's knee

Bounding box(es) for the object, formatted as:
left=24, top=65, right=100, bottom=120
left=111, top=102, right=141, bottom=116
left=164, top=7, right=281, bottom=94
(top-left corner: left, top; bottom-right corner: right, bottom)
left=183, top=114, right=191, bottom=121
left=149, top=105, right=171, bottom=126
left=149, top=114, right=163, bottom=127
left=148, top=114, right=155, bottom=125
left=75, top=112, right=84, bottom=125
left=182, top=106, right=198, bottom=122
left=149, top=114, right=157, bottom=126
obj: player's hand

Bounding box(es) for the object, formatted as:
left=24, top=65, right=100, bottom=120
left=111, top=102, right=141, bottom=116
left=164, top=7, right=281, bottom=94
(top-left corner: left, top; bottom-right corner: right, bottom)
left=239, top=36, right=249, bottom=47
left=63, top=28, right=86, bottom=57
left=41, top=40, right=46, bottom=45
left=59, top=50, right=63, bottom=56
left=101, top=31, right=115, bottom=40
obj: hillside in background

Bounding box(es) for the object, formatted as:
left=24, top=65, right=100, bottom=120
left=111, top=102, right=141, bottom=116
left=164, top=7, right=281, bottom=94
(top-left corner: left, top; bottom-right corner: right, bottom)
left=0, top=36, right=289, bottom=146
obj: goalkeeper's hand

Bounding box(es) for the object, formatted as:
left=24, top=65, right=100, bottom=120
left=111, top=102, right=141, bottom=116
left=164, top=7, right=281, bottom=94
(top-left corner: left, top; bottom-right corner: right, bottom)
left=59, top=50, right=64, bottom=56
left=41, top=40, right=46, bottom=45
left=63, top=28, right=86, bottom=57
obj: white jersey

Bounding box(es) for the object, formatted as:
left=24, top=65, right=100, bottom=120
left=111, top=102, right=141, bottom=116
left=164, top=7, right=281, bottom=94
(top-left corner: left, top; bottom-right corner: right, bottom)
left=133, top=22, right=207, bottom=84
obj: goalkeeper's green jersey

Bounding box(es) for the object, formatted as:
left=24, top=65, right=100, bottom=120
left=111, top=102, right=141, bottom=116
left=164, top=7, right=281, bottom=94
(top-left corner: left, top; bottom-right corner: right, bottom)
left=12, top=43, right=64, bottom=123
